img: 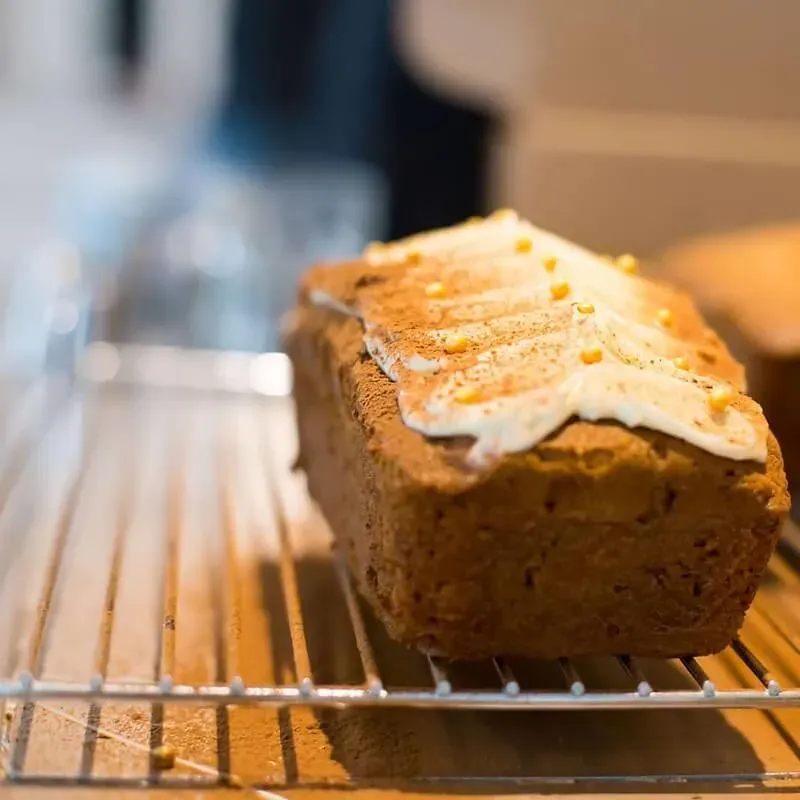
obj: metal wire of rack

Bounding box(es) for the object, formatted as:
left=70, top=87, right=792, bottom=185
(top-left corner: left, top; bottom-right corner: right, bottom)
left=3, top=344, right=800, bottom=790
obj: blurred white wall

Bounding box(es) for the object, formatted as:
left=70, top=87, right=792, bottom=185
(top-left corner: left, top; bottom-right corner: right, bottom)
left=402, top=0, right=800, bottom=255
left=0, top=0, right=232, bottom=274
left=0, top=0, right=231, bottom=109
left=142, top=0, right=231, bottom=111
left=0, top=0, right=106, bottom=96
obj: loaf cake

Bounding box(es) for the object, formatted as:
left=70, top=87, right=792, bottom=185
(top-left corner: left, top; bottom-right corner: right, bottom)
left=285, top=212, right=789, bottom=660
left=661, top=223, right=800, bottom=495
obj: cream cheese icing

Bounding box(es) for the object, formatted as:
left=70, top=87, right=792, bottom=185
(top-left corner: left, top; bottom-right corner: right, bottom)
left=309, top=212, right=768, bottom=467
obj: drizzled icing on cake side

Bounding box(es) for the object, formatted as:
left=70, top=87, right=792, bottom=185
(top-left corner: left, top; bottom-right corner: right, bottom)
left=307, top=212, right=768, bottom=466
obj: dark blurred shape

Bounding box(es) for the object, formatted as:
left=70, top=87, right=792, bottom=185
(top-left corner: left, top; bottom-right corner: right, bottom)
left=227, top=0, right=329, bottom=120
left=215, top=0, right=494, bottom=239
left=384, top=57, right=493, bottom=238
left=110, top=0, right=147, bottom=93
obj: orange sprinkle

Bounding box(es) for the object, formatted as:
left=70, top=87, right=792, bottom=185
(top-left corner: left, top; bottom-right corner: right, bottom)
left=657, top=308, right=674, bottom=328
left=454, top=385, right=481, bottom=404
left=580, top=346, right=603, bottom=365
left=444, top=333, right=469, bottom=354
left=550, top=280, right=570, bottom=300
left=152, top=745, right=176, bottom=771
left=673, top=356, right=690, bottom=370
left=515, top=236, right=533, bottom=253
left=708, top=386, right=734, bottom=413
left=425, top=281, right=447, bottom=299
left=406, top=250, right=422, bottom=265
left=543, top=256, right=558, bottom=272
left=616, top=254, right=638, bottom=274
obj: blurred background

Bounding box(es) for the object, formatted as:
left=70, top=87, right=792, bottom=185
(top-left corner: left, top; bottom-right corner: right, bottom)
left=1, top=0, right=800, bottom=365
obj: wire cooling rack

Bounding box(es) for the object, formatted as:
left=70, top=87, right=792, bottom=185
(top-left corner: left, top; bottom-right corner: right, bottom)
left=3, top=344, right=800, bottom=790
left=0, top=343, right=799, bottom=712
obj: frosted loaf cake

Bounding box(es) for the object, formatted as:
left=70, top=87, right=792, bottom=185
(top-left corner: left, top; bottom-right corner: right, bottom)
left=286, top=213, right=789, bottom=659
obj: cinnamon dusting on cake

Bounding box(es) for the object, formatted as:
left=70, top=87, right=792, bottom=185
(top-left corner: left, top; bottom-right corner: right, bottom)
left=306, top=214, right=767, bottom=466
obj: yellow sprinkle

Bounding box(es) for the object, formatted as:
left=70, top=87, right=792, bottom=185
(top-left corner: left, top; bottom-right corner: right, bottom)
left=580, top=346, right=603, bottom=365
left=515, top=236, right=533, bottom=253
left=543, top=256, right=558, bottom=272
left=550, top=280, right=570, bottom=300
left=576, top=302, right=595, bottom=314
left=616, top=254, right=638, bottom=274
left=673, top=356, right=690, bottom=370
left=490, top=208, right=516, bottom=221
left=466, top=215, right=483, bottom=225
left=708, top=385, right=734, bottom=413
left=657, top=308, right=673, bottom=328
left=444, top=333, right=470, bottom=354
left=454, top=385, right=481, bottom=404
left=152, top=744, right=176, bottom=771
left=406, top=250, right=422, bottom=265
left=425, top=281, right=447, bottom=299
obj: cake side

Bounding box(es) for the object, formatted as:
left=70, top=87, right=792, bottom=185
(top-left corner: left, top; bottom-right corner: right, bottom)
left=286, top=301, right=789, bottom=659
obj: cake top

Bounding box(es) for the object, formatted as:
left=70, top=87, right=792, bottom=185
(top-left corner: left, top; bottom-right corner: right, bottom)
left=301, top=212, right=768, bottom=467
left=661, top=223, right=800, bottom=355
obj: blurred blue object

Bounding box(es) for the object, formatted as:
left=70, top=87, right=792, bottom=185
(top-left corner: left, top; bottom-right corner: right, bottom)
left=54, top=150, right=385, bottom=355
left=163, top=159, right=386, bottom=352
left=57, top=144, right=177, bottom=270
left=1, top=240, right=93, bottom=377
left=212, top=0, right=492, bottom=239
left=212, top=0, right=390, bottom=169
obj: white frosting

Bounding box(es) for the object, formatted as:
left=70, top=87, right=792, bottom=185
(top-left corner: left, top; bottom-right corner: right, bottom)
left=307, top=289, right=358, bottom=319
left=310, top=213, right=767, bottom=466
